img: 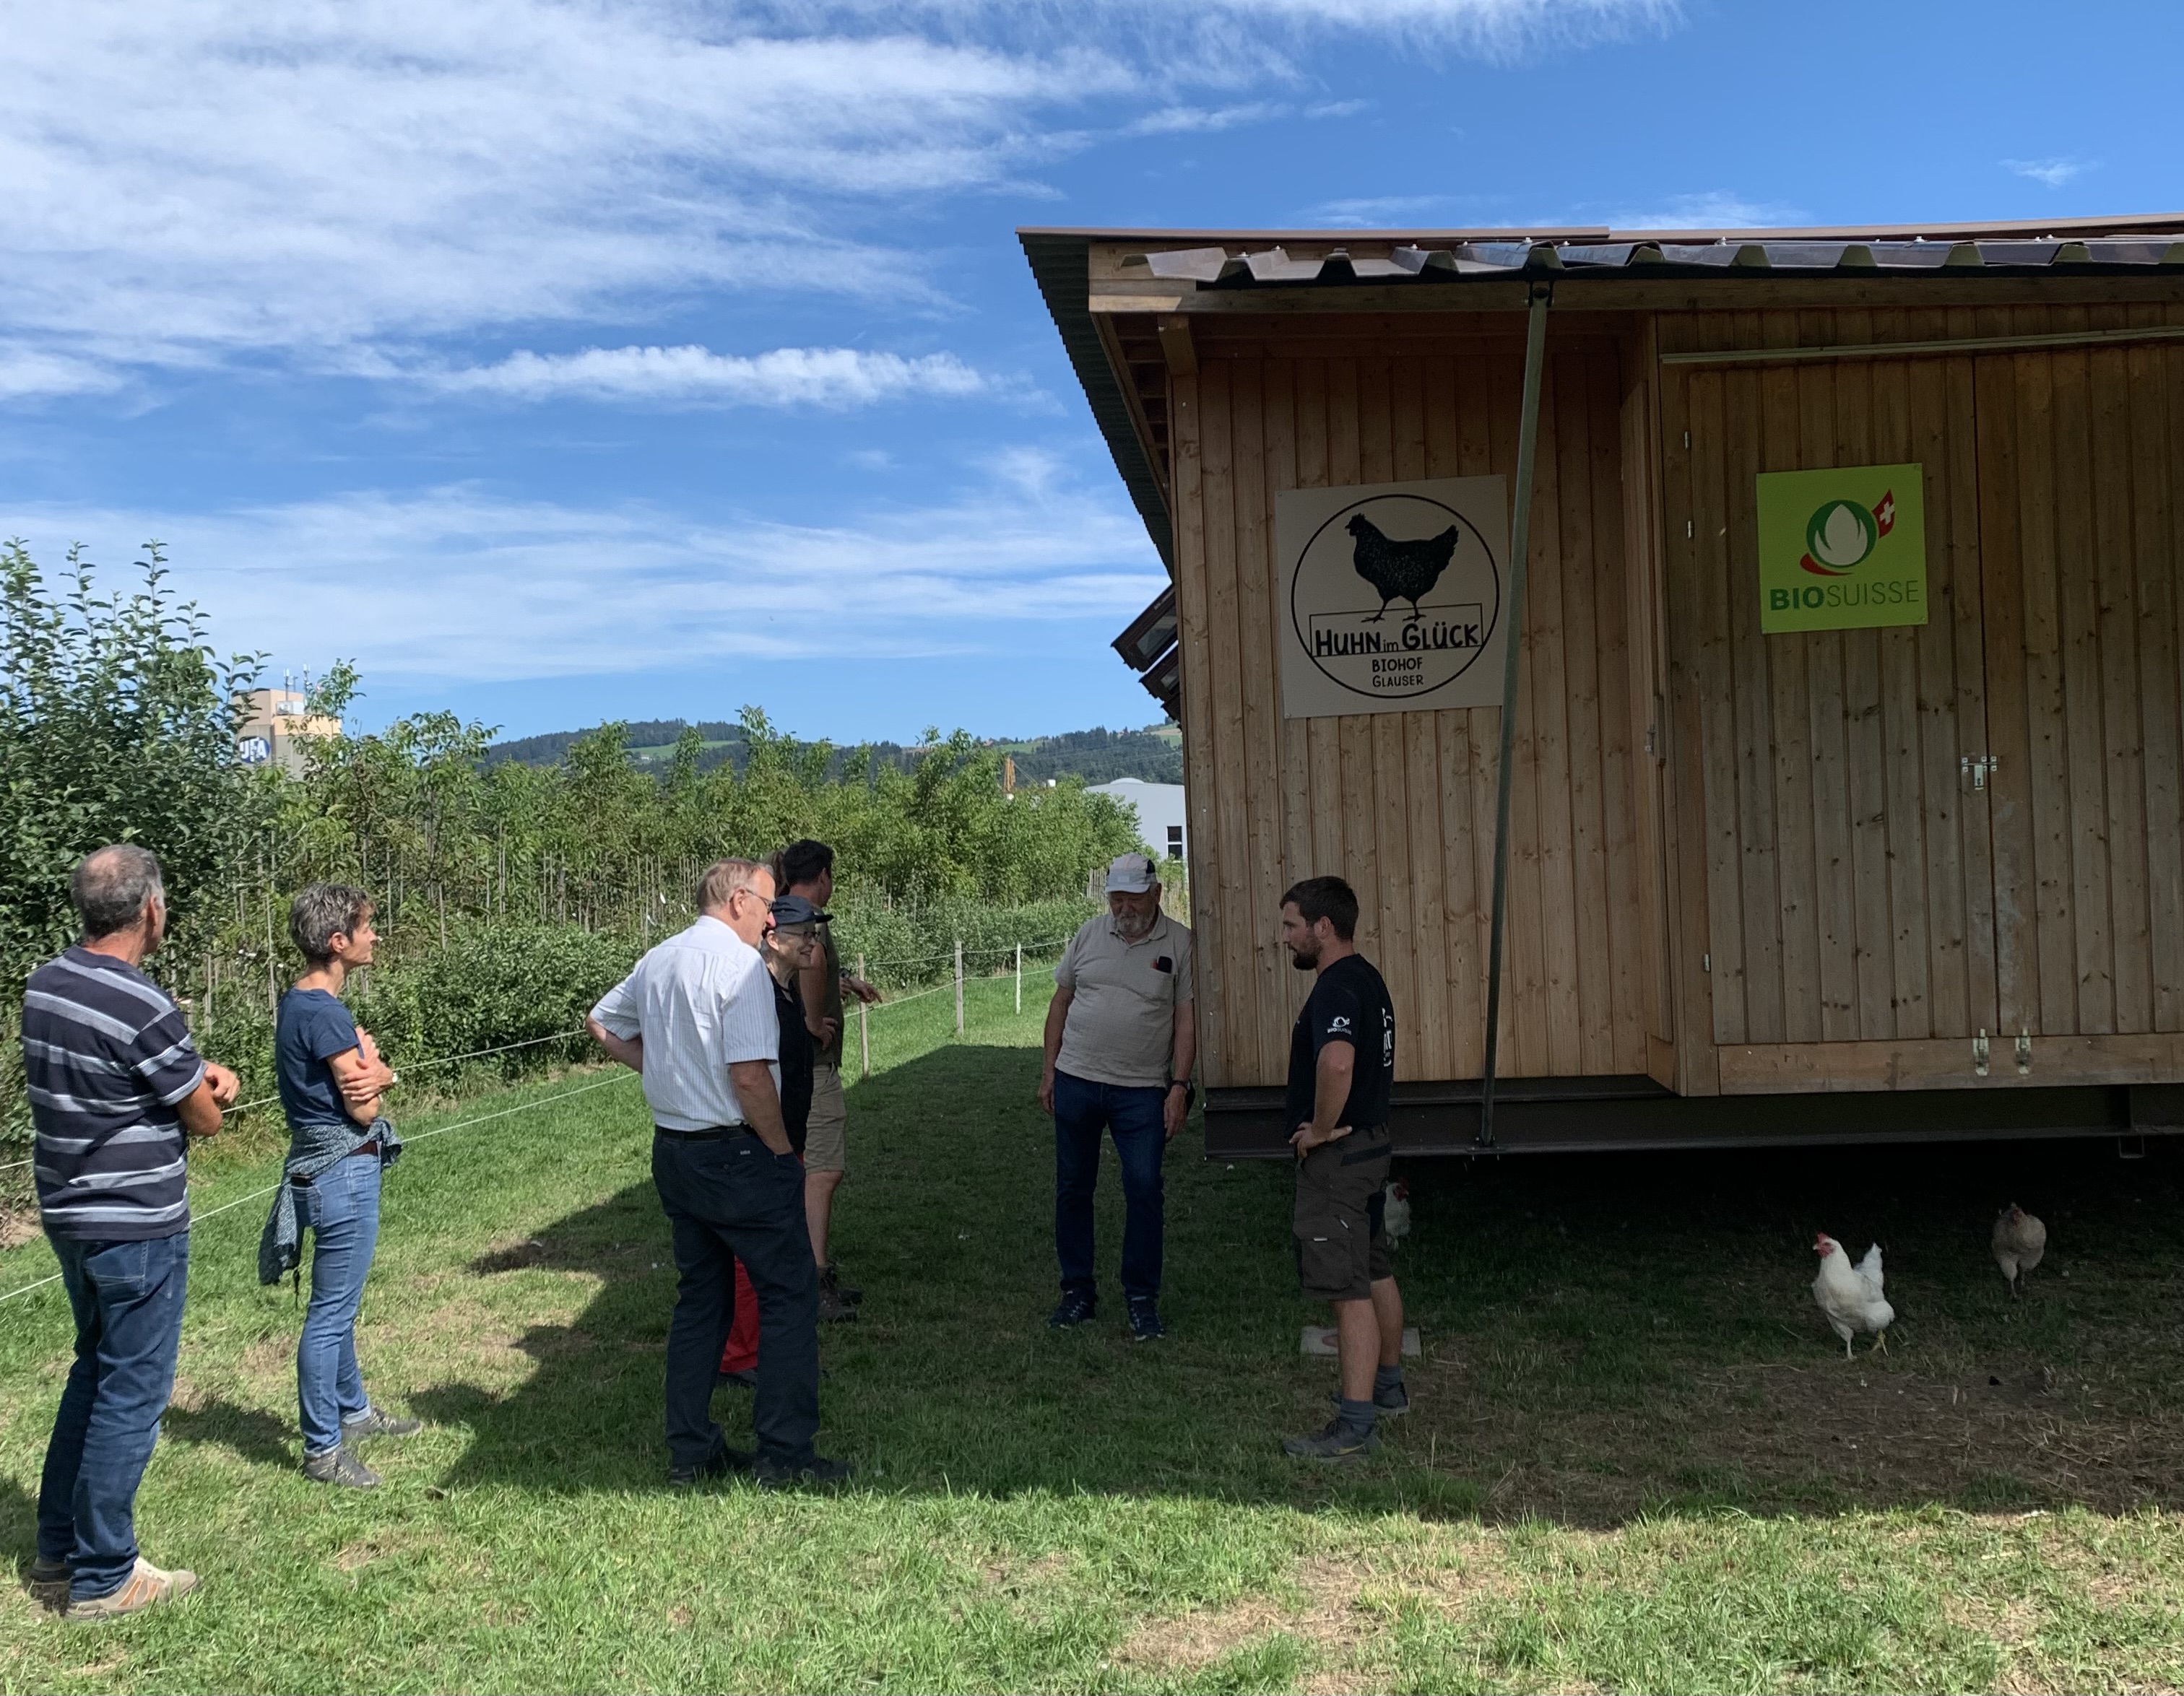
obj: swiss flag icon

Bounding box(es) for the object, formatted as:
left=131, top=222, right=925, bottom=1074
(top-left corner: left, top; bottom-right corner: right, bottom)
left=1874, top=490, right=1897, bottom=536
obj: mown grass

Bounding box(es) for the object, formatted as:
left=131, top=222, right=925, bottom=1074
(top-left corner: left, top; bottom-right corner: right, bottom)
left=3, top=967, right=2183, bottom=1693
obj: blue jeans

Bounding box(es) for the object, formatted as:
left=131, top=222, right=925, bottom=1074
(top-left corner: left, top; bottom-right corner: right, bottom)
left=652, top=1130, right=820, bottom=1471
left=297, top=1153, right=383, bottom=1456
left=38, top=1230, right=190, bottom=1602
left=1052, top=1070, right=1167, bottom=1305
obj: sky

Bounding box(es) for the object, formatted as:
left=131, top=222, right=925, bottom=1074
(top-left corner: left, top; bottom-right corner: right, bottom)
left=3, top=0, right=2179, bottom=746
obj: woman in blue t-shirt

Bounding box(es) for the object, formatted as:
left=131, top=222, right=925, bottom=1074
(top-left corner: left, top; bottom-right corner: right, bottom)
left=276, top=883, right=417, bottom=1489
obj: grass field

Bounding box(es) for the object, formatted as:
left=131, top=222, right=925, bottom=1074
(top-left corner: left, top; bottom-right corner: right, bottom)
left=4, top=969, right=2183, bottom=1692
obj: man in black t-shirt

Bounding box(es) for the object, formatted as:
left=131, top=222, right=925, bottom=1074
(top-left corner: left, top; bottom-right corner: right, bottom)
left=1277, top=876, right=1407, bottom=1461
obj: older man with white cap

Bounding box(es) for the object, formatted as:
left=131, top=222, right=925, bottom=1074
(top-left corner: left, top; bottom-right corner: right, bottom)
left=1037, top=852, right=1196, bottom=1341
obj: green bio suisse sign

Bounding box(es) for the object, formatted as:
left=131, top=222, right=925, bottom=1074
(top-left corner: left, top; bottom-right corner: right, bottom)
left=1756, top=463, right=1927, bottom=633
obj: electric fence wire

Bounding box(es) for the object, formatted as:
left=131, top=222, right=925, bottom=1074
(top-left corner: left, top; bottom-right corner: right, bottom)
left=0, top=1071, right=640, bottom=1309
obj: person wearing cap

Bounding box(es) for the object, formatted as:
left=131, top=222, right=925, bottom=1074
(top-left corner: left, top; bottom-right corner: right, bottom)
left=775, top=840, right=882, bottom=1324
left=585, top=858, right=850, bottom=1489
left=1038, top=852, right=1196, bottom=1341
left=719, top=894, right=826, bottom=1387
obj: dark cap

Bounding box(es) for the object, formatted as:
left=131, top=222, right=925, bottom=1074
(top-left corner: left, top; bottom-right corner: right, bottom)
left=768, top=893, right=831, bottom=928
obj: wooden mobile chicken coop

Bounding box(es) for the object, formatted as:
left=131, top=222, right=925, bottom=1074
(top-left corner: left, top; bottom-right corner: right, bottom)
left=1023, top=214, right=2184, bottom=1156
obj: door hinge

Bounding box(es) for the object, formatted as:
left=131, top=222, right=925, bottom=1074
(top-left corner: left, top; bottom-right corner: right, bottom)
left=1973, top=1028, right=1989, bottom=1077
left=1961, top=753, right=1998, bottom=791
left=2016, top=1029, right=2032, bottom=1075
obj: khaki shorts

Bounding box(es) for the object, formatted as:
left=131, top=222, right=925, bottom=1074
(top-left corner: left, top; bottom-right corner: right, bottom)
left=803, top=1063, right=848, bottom=1174
left=1293, top=1129, right=1393, bottom=1303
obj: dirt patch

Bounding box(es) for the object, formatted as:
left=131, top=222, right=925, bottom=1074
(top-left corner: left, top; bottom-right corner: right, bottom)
left=0, top=1208, right=41, bottom=1252
left=1115, top=1558, right=1392, bottom=1692
left=1386, top=1338, right=2184, bottom=1526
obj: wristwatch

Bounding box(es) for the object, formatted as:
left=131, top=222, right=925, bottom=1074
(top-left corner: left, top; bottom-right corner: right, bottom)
left=1167, top=1080, right=1195, bottom=1108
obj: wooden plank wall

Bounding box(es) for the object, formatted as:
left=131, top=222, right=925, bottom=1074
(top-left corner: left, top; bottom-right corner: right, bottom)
left=1171, top=321, right=1650, bottom=1090
left=1975, top=301, right=2184, bottom=1040
left=1660, top=300, right=2184, bottom=1068
left=1660, top=308, right=1998, bottom=1049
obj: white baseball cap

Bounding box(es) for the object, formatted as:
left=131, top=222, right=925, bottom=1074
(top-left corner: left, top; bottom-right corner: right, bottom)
left=1104, top=853, right=1158, bottom=894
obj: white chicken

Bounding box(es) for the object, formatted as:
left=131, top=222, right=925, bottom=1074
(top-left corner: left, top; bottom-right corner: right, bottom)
left=1992, top=1204, right=2047, bottom=1297
left=1381, top=1180, right=1411, bottom=1249
left=1811, top=1233, right=1894, bottom=1357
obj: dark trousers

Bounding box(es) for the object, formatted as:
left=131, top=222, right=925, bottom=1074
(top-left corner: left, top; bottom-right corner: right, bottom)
left=38, top=1230, right=189, bottom=1601
left=1052, top=1069, right=1166, bottom=1304
left=651, top=1129, right=819, bottom=1469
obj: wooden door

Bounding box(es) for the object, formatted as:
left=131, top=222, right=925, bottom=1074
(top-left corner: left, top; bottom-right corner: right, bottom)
left=1665, top=312, right=2001, bottom=1094
left=1972, top=306, right=2184, bottom=1082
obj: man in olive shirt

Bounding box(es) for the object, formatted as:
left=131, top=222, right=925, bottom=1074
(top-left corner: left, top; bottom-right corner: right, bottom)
left=1038, top=853, right=1196, bottom=1341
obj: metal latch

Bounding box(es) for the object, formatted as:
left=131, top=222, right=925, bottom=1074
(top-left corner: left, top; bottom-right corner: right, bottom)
left=2016, top=1030, right=2032, bottom=1075
left=1974, top=1028, right=1989, bottom=1077
left=1962, top=754, right=1998, bottom=791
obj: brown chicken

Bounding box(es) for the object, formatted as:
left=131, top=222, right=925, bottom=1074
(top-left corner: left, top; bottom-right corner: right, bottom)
left=1992, top=1204, right=2047, bottom=1296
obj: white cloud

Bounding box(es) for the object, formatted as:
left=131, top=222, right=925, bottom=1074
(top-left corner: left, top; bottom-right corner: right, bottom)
left=426, top=345, right=990, bottom=409
left=1, top=470, right=1166, bottom=679
left=0, top=1, right=1670, bottom=386
left=2004, top=157, right=2090, bottom=188
left=0, top=347, right=129, bottom=402
left=1606, top=192, right=1806, bottom=231
left=1128, top=103, right=1287, bottom=136
left=1304, top=193, right=1464, bottom=225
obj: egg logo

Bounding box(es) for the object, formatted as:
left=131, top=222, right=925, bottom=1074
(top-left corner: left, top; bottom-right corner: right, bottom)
left=1800, top=491, right=1895, bottom=577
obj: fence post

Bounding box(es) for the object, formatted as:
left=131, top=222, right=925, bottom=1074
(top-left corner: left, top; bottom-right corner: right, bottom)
left=954, top=939, right=964, bottom=1036
left=1015, top=942, right=1023, bottom=1015
left=857, top=954, right=870, bottom=1082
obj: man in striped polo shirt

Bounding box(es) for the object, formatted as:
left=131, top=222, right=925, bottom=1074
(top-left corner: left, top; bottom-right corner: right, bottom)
left=22, top=845, right=239, bottom=1619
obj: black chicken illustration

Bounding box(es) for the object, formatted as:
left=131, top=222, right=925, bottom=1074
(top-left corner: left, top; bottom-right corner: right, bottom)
left=1347, top=513, right=1461, bottom=622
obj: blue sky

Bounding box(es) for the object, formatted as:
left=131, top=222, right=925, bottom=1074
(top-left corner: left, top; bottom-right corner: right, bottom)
left=4, top=0, right=2178, bottom=745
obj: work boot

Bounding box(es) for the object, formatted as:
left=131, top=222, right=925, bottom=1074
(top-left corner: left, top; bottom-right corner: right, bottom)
left=342, top=1406, right=424, bottom=1441
left=1282, top=1418, right=1381, bottom=1461
left=1047, top=1290, right=1096, bottom=1329
left=303, top=1445, right=381, bottom=1489
left=822, top=1262, right=864, bottom=1307
left=66, top=1558, right=199, bottom=1621
left=755, top=1453, right=855, bottom=1490
left=25, top=1556, right=71, bottom=1614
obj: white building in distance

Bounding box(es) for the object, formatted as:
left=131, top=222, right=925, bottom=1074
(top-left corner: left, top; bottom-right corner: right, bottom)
left=1088, top=778, right=1187, bottom=864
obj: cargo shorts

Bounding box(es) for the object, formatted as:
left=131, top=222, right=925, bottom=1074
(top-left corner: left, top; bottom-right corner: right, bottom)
left=803, top=1064, right=848, bottom=1175
left=1293, top=1126, right=1393, bottom=1303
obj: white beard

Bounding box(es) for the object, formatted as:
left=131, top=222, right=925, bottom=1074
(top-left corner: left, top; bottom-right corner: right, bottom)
left=1114, top=908, right=1158, bottom=941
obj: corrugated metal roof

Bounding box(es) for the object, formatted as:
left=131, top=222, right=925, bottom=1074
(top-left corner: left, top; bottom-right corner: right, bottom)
left=1127, top=232, right=2184, bottom=285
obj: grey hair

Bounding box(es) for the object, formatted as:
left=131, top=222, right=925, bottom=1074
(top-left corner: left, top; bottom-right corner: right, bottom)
left=72, top=844, right=165, bottom=939
left=288, top=882, right=373, bottom=964
left=696, top=858, right=770, bottom=914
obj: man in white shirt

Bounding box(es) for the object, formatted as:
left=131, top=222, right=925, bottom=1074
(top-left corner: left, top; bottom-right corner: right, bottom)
left=586, top=858, right=849, bottom=1489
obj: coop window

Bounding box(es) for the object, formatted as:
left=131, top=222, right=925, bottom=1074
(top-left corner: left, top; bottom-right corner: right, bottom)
left=1166, top=826, right=1184, bottom=859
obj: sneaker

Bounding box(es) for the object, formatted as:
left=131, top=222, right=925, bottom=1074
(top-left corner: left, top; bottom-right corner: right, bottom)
left=303, top=1445, right=381, bottom=1489
left=716, top=1367, right=758, bottom=1390
left=1047, top=1291, right=1097, bottom=1329
left=755, top=1454, right=855, bottom=1490
left=1330, top=1383, right=1411, bottom=1418
left=1283, top=1419, right=1381, bottom=1461
left=1127, top=1299, right=1166, bottom=1342
left=822, top=1263, right=864, bottom=1308
left=25, top=1556, right=71, bottom=1614
left=667, top=1443, right=753, bottom=1487
left=818, top=1284, right=858, bottom=1323
left=342, top=1407, right=424, bottom=1440
left=66, top=1557, right=199, bottom=1621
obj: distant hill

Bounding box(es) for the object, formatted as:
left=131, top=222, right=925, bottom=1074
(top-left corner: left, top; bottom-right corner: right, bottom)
left=483, top=720, right=1183, bottom=786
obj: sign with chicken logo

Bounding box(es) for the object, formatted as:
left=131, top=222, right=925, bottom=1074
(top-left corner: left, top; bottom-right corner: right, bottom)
left=1756, top=464, right=1928, bottom=634
left=1275, top=477, right=1510, bottom=719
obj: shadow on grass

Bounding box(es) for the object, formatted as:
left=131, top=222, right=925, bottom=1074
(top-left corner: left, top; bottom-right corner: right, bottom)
left=165, top=1397, right=298, bottom=1469
left=408, top=1040, right=2184, bottom=1524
